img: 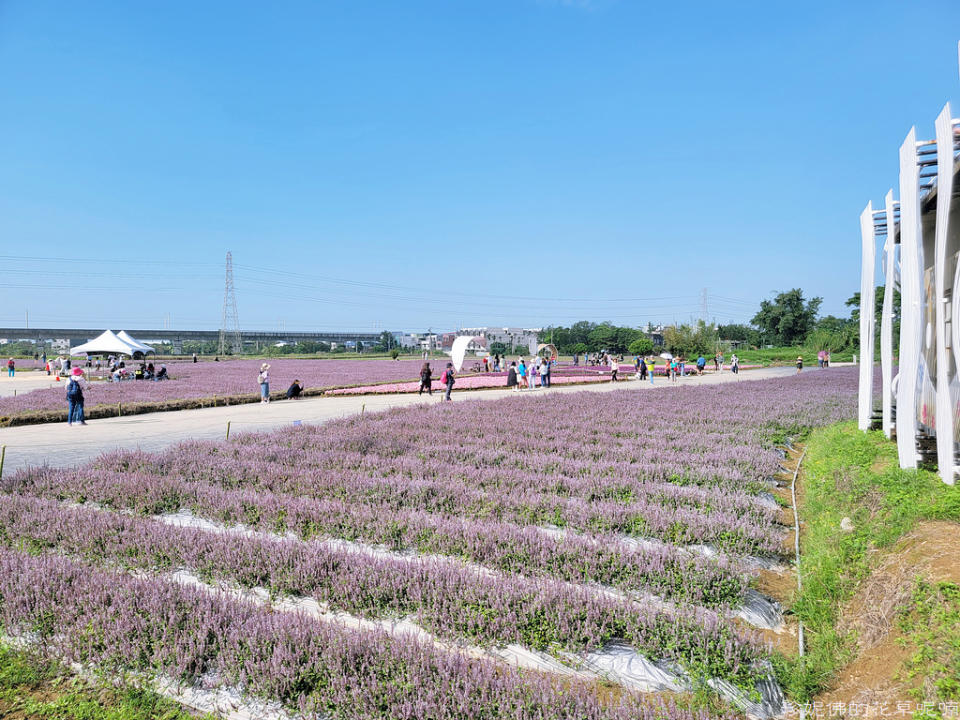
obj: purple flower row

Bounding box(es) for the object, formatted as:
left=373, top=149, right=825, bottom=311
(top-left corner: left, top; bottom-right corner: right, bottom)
left=0, top=547, right=742, bottom=720
left=105, top=442, right=780, bottom=555
left=5, top=464, right=746, bottom=608
left=0, top=492, right=765, bottom=685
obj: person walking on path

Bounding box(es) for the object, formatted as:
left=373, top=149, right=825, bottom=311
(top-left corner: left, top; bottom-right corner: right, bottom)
left=817, top=350, right=825, bottom=369
left=258, top=363, right=271, bottom=403
left=507, top=361, right=519, bottom=390
left=193, top=353, right=198, bottom=364
left=6, top=358, right=13, bottom=377
left=441, top=362, right=455, bottom=401
left=824, top=351, right=830, bottom=368
left=418, top=362, right=433, bottom=396
left=796, top=355, right=803, bottom=374
left=517, top=358, right=527, bottom=390
left=638, top=357, right=648, bottom=382
left=647, top=357, right=655, bottom=384
left=716, top=353, right=724, bottom=374
left=66, top=367, right=87, bottom=426
left=731, top=354, right=739, bottom=375
left=610, top=358, right=619, bottom=382
left=528, top=360, right=537, bottom=389
left=543, top=357, right=551, bottom=388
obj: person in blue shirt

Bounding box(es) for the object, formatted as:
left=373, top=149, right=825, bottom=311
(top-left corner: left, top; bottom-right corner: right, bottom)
left=696, top=355, right=706, bottom=375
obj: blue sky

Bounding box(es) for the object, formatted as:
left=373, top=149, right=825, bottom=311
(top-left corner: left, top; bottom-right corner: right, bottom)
left=1, top=1, right=959, bottom=332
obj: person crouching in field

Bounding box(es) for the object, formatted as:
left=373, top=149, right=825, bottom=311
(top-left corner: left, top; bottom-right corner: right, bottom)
left=286, top=379, right=303, bottom=400
left=66, top=368, right=87, bottom=426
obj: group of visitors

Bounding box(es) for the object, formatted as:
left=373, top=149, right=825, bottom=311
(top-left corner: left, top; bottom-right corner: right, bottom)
left=505, top=356, right=552, bottom=391
left=110, top=361, right=167, bottom=382
left=816, top=350, right=831, bottom=369
left=418, top=362, right=457, bottom=400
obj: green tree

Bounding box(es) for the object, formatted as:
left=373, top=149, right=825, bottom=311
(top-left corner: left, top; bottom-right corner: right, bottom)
left=662, top=321, right=714, bottom=356
left=751, top=289, right=823, bottom=346
left=489, top=342, right=508, bottom=356
left=628, top=336, right=654, bottom=356
left=717, top=323, right=758, bottom=346
left=372, top=331, right=394, bottom=352
left=587, top=323, right=617, bottom=352
left=846, top=287, right=901, bottom=328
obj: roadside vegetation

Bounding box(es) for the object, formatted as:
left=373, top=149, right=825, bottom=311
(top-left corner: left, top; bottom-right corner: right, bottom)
left=777, top=423, right=960, bottom=709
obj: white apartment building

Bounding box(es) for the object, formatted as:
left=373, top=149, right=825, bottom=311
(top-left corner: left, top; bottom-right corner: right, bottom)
left=456, top=327, right=540, bottom=353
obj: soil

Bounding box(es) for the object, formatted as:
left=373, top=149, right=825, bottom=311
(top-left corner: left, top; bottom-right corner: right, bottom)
left=815, top=520, right=960, bottom=706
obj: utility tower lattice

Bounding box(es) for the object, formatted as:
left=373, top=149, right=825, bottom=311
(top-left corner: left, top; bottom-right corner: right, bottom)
left=700, top=288, right=709, bottom=322
left=218, top=252, right=242, bottom=355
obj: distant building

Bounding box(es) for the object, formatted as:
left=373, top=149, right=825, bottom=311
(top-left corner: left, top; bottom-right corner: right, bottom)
left=454, top=327, right=539, bottom=354
left=394, top=333, right=439, bottom=352
left=644, top=324, right=664, bottom=348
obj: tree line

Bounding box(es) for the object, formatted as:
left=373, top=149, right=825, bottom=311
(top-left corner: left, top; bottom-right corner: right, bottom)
left=541, top=288, right=899, bottom=358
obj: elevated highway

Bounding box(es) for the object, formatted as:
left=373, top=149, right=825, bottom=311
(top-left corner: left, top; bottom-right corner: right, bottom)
left=0, top=327, right=383, bottom=352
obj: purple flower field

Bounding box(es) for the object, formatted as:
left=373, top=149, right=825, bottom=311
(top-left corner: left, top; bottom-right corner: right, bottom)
left=0, top=358, right=429, bottom=417
left=0, top=368, right=858, bottom=718
left=0, top=358, right=646, bottom=423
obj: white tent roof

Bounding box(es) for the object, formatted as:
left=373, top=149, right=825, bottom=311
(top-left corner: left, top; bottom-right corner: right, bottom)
left=70, top=330, right=142, bottom=356
left=116, top=330, right=155, bottom=354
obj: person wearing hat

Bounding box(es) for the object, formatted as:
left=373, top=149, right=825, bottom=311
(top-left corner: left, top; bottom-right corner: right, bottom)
left=66, top=367, right=87, bottom=425
left=441, top=362, right=455, bottom=401
left=258, top=363, right=271, bottom=403
left=796, top=355, right=803, bottom=374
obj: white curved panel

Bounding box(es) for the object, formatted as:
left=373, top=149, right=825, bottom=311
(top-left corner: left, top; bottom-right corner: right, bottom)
left=450, top=335, right=483, bottom=372
left=935, top=103, right=958, bottom=484
left=897, top=128, right=922, bottom=469
left=859, top=202, right=877, bottom=431
left=881, top=190, right=898, bottom=438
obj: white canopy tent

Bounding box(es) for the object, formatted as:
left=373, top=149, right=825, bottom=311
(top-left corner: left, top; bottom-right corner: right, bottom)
left=116, top=330, right=155, bottom=355
left=70, top=330, right=142, bottom=357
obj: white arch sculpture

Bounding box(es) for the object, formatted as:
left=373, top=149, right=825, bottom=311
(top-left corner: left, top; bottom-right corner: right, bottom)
left=896, top=128, right=924, bottom=469
left=934, top=102, right=959, bottom=484
left=858, top=202, right=878, bottom=431
left=881, top=190, right=899, bottom=440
